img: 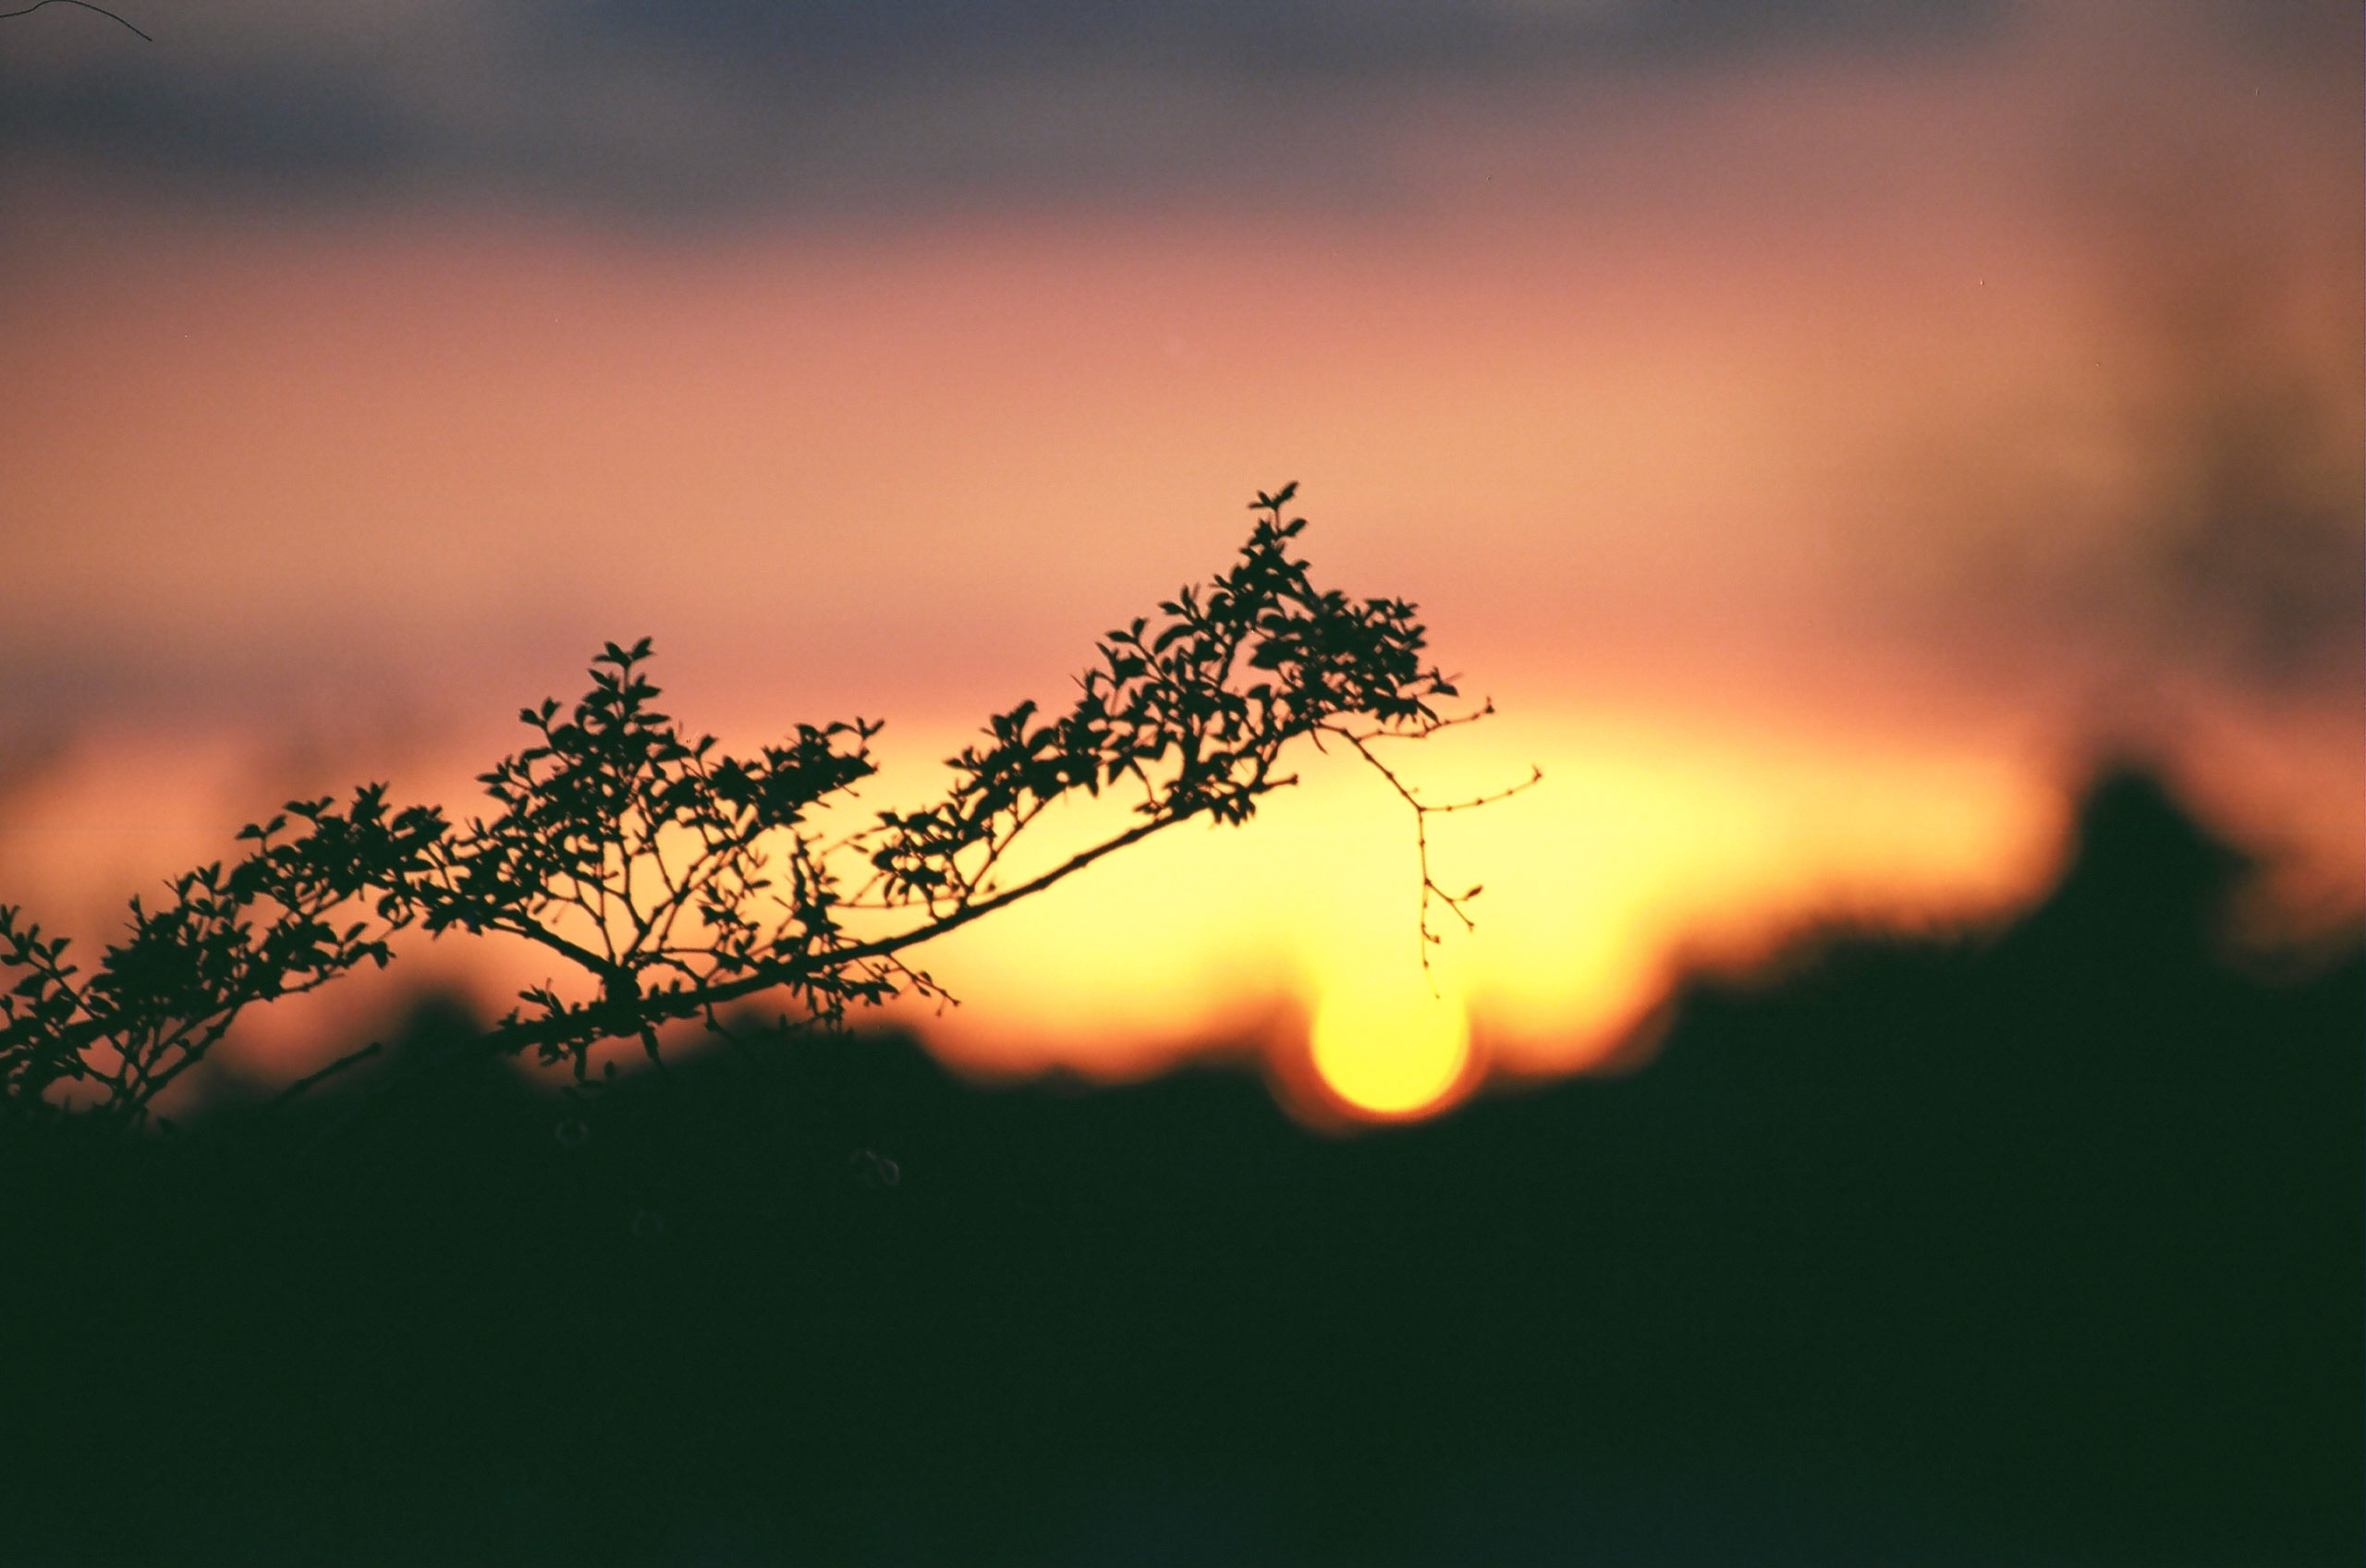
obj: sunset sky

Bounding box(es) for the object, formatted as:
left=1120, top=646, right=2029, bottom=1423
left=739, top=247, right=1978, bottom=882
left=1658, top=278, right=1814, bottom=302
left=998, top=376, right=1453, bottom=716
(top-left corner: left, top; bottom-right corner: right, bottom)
left=2, top=0, right=2358, bottom=1115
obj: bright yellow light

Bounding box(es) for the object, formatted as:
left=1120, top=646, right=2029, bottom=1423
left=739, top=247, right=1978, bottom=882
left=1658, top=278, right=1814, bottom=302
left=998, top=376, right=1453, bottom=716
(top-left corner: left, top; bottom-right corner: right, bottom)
left=1309, top=974, right=1470, bottom=1116
left=887, top=706, right=2062, bottom=1099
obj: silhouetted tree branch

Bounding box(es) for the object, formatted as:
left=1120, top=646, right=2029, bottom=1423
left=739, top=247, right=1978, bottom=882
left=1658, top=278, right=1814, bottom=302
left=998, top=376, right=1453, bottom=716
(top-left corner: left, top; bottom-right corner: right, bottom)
left=2, top=486, right=1516, bottom=1128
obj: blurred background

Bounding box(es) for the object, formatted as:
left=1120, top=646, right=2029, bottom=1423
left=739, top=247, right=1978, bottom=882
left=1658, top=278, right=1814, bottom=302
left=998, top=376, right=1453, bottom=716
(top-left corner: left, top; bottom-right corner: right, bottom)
left=1, top=4, right=2360, bottom=1562
left=2, top=0, right=2359, bottom=1112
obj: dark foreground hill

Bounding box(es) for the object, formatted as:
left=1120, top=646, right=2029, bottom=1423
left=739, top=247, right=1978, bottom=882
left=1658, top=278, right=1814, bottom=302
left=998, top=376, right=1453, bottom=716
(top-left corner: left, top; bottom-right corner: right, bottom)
left=2, top=769, right=2359, bottom=1566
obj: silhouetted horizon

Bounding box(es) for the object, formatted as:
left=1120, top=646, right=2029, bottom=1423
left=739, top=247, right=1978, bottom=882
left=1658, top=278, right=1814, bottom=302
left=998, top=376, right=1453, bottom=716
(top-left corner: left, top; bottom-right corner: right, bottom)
left=3, top=760, right=2356, bottom=1564
left=157, top=757, right=2363, bottom=1124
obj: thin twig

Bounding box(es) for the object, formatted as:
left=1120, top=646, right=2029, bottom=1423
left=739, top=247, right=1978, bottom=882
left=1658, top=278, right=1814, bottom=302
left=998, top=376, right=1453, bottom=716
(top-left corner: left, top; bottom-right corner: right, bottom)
left=1324, top=719, right=1543, bottom=992
left=0, top=0, right=151, bottom=39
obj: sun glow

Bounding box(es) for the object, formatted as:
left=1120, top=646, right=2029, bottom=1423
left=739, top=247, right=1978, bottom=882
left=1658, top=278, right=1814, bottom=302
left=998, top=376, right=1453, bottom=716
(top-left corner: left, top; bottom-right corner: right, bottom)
left=870, top=703, right=2067, bottom=1104
left=1309, top=971, right=1472, bottom=1115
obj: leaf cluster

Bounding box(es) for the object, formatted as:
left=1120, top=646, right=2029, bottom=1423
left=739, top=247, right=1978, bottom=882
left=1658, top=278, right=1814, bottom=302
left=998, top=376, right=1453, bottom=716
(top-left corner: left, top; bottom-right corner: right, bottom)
left=868, top=484, right=1457, bottom=910
left=384, top=637, right=895, bottom=1076
left=0, top=789, right=440, bottom=1127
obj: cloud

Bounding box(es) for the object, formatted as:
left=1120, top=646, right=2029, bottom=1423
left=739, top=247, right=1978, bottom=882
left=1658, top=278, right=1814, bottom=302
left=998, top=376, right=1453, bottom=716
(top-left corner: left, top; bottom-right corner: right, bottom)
left=0, top=0, right=2006, bottom=216
left=0, top=57, right=411, bottom=188
left=2104, top=239, right=2364, bottom=691
left=557, top=0, right=1999, bottom=80
left=1841, top=65, right=2363, bottom=704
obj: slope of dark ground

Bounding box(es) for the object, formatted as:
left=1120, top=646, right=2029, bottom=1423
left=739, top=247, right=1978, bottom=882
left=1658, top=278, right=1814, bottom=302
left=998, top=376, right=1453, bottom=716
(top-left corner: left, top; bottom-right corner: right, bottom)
left=2, top=769, right=2359, bottom=1566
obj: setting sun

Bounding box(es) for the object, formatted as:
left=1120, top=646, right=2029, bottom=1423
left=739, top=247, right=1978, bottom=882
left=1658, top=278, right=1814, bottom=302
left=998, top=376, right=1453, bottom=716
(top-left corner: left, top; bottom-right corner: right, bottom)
left=1309, top=968, right=1473, bottom=1116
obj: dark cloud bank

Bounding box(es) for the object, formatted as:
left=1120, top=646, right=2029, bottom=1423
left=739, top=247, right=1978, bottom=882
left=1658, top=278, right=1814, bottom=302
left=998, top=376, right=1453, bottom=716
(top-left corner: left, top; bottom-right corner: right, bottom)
left=0, top=0, right=2172, bottom=217
left=7, top=0, right=2349, bottom=220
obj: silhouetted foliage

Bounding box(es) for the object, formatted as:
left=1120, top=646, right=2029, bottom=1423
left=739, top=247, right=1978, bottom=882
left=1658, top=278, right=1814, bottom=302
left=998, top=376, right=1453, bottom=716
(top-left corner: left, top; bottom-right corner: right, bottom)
left=1, top=487, right=1482, bottom=1125
left=0, top=789, right=441, bottom=1127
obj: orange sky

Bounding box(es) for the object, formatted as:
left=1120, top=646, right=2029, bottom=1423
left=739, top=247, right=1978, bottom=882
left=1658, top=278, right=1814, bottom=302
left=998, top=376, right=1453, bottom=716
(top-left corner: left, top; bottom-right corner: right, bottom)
left=2, top=1, right=2357, bottom=1116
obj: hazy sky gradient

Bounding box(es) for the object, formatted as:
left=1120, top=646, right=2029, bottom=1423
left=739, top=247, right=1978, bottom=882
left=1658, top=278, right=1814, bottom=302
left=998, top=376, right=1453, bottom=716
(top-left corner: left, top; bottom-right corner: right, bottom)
left=3, top=0, right=2357, bottom=1110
